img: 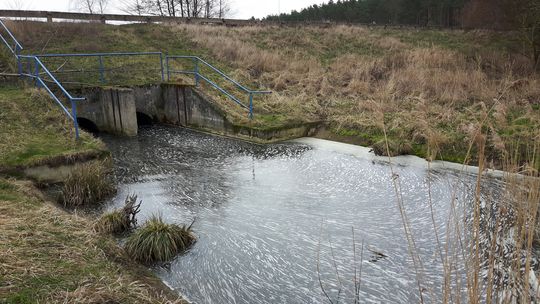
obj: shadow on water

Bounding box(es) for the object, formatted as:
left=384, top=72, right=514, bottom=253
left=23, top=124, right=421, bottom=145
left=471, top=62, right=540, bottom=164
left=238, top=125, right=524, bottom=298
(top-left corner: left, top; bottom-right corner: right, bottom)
left=99, top=125, right=503, bottom=304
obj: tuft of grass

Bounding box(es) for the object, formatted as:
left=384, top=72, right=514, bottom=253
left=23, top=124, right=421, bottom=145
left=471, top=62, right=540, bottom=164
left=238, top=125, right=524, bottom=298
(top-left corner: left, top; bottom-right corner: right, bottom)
left=60, top=161, right=115, bottom=207
left=0, top=178, right=184, bottom=303
left=94, top=194, right=141, bottom=234
left=94, top=210, right=130, bottom=235
left=125, top=215, right=195, bottom=264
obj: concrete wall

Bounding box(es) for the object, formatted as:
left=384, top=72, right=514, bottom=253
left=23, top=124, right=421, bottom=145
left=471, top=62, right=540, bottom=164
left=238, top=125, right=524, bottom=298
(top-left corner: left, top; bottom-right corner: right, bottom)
left=76, top=84, right=319, bottom=142
left=77, top=87, right=138, bottom=136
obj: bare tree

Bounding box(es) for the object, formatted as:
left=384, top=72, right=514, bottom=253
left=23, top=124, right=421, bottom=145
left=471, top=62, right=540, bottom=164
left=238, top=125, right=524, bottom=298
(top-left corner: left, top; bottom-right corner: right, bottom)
left=216, top=0, right=230, bottom=18
left=122, top=0, right=231, bottom=18
left=120, top=0, right=147, bottom=15
left=96, top=0, right=108, bottom=14
left=71, top=0, right=109, bottom=14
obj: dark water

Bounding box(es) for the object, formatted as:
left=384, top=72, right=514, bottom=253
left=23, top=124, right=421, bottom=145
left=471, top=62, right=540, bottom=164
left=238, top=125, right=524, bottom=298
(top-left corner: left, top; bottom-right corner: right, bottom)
left=101, top=125, right=497, bottom=304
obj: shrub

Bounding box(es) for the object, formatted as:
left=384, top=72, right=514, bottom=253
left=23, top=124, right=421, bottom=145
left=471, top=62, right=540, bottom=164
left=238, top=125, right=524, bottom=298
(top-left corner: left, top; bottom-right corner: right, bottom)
left=371, top=139, right=413, bottom=157
left=124, top=215, right=195, bottom=264
left=94, top=194, right=141, bottom=234
left=60, top=162, right=115, bottom=207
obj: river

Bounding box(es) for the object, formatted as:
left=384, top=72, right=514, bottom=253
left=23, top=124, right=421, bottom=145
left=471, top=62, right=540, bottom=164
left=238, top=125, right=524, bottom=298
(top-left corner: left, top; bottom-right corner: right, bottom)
left=101, top=125, right=502, bottom=303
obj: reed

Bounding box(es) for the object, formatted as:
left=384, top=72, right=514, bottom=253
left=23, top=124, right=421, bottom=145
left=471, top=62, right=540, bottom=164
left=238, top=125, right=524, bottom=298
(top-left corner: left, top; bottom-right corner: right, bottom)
left=59, top=161, right=115, bottom=207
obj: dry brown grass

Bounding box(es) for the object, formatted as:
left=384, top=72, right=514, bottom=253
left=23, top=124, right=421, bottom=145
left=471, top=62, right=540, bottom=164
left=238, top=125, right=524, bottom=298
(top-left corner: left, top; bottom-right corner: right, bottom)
left=5, top=20, right=538, bottom=164
left=0, top=178, right=184, bottom=303
left=59, top=161, right=115, bottom=207
left=376, top=92, right=540, bottom=302
left=174, top=24, right=540, bottom=165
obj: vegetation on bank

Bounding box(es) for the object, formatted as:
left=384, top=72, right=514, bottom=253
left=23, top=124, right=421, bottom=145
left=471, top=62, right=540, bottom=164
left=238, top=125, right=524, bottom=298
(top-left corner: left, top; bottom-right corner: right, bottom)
left=94, top=194, right=141, bottom=234
left=5, top=20, right=538, bottom=167
left=0, top=85, right=104, bottom=169
left=0, top=179, right=184, bottom=303
left=0, top=85, right=184, bottom=303
left=59, top=161, right=115, bottom=207
left=125, top=215, right=195, bottom=264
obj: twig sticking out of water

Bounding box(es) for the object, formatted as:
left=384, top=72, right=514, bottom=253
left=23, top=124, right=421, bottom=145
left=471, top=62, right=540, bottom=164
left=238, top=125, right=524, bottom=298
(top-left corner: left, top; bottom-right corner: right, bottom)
left=352, top=227, right=364, bottom=304
left=123, top=194, right=142, bottom=228
left=317, top=222, right=335, bottom=304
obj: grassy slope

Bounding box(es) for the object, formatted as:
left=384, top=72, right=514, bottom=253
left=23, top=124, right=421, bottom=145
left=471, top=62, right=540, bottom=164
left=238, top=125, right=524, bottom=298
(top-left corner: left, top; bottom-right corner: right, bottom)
left=7, top=20, right=540, bottom=166
left=0, top=178, right=183, bottom=303
left=0, top=85, right=182, bottom=303
left=0, top=85, right=104, bottom=168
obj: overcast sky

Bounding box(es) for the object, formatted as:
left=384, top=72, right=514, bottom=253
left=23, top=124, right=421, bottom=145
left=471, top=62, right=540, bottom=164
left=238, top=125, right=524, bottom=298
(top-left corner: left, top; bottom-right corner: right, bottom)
left=0, top=0, right=328, bottom=19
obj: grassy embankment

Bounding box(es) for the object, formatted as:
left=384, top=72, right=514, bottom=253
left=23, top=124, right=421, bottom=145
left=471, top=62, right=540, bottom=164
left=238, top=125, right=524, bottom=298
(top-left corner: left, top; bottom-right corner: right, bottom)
left=7, top=20, right=539, bottom=166
left=0, top=86, right=183, bottom=303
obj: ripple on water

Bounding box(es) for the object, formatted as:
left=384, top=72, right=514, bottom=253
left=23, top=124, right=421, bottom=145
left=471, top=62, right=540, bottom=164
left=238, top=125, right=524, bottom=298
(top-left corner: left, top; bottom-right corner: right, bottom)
left=101, top=126, right=499, bottom=304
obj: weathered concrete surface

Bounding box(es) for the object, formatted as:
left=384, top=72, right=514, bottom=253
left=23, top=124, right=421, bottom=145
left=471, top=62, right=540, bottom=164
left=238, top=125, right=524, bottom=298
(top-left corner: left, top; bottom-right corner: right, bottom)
left=76, top=84, right=320, bottom=143
left=77, top=87, right=138, bottom=136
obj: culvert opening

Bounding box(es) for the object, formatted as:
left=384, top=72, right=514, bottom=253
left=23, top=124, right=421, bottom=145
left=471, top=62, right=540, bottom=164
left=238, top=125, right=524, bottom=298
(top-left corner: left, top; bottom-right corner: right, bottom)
left=77, top=117, right=99, bottom=134
left=137, top=112, right=154, bottom=127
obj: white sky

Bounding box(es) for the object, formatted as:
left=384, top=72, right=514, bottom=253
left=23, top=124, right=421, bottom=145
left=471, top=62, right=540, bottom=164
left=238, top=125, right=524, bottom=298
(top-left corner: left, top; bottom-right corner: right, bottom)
left=0, top=0, right=328, bottom=19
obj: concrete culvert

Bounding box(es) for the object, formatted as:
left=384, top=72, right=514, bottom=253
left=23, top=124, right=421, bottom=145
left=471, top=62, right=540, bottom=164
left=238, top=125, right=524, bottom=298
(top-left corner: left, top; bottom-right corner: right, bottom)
left=77, top=117, right=99, bottom=134
left=136, top=112, right=154, bottom=127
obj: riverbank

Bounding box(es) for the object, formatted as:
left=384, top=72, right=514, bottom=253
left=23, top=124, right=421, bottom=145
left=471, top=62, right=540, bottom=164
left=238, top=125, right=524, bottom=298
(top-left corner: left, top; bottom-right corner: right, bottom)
left=0, top=85, right=184, bottom=303
left=5, top=20, right=539, bottom=167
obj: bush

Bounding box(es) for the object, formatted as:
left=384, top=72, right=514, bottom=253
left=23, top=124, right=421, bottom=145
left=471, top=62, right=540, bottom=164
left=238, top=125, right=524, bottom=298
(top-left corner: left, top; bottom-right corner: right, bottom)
left=94, top=194, right=141, bottom=234
left=124, top=215, right=195, bottom=264
left=60, top=162, right=115, bottom=207
left=371, top=139, right=413, bottom=157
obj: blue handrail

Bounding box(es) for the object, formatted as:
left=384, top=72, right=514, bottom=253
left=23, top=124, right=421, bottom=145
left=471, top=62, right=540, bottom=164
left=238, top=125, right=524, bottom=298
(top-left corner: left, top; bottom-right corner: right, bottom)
left=36, top=51, right=166, bottom=84
left=0, top=19, right=271, bottom=135
left=167, top=55, right=271, bottom=118
left=0, top=19, right=83, bottom=139
left=0, top=19, right=23, bottom=55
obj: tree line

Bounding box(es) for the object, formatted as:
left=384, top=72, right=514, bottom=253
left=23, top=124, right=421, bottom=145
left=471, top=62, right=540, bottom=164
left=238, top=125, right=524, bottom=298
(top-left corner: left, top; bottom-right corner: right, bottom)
left=72, top=0, right=231, bottom=18
left=266, top=0, right=538, bottom=69
left=266, top=0, right=468, bottom=27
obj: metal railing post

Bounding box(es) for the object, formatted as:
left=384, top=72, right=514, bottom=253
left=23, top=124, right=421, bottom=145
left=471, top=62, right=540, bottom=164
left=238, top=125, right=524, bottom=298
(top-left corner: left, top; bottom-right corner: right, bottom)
left=34, top=58, right=41, bottom=88
left=159, top=52, right=165, bottom=82
left=98, top=56, right=105, bottom=83
left=15, top=45, right=22, bottom=76
left=70, top=97, right=80, bottom=140
left=166, top=55, right=170, bottom=81
left=249, top=92, right=254, bottom=119
left=193, top=58, right=199, bottom=87
left=17, top=55, right=22, bottom=76
left=26, top=59, right=32, bottom=85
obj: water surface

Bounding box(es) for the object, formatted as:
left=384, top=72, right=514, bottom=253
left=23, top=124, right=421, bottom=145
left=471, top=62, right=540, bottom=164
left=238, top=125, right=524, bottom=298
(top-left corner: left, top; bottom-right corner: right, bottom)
left=102, top=125, right=492, bottom=303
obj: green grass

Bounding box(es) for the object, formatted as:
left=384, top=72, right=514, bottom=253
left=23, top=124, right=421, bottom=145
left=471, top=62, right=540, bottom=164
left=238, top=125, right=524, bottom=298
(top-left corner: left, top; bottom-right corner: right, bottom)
left=377, top=28, right=521, bottom=54
left=0, top=85, right=104, bottom=168
left=125, top=215, right=195, bottom=264
left=0, top=178, right=182, bottom=303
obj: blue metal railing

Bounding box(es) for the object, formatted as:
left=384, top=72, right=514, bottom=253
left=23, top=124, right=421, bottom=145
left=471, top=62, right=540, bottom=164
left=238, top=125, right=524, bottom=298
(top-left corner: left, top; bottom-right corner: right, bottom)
left=167, top=56, right=271, bottom=119
left=38, top=53, right=271, bottom=119
left=0, top=19, right=271, bottom=138
left=36, top=52, right=165, bottom=84
left=0, top=19, right=22, bottom=55
left=0, top=19, right=84, bottom=139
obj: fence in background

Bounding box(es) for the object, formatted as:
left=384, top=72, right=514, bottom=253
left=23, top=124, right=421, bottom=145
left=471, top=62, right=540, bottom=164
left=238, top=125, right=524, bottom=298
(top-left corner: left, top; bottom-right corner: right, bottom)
left=0, top=19, right=271, bottom=138
left=0, top=19, right=83, bottom=139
